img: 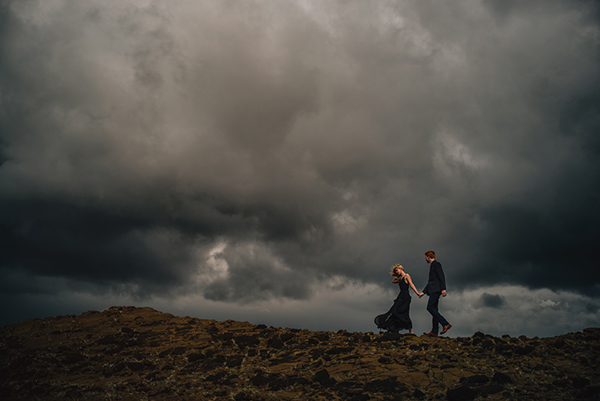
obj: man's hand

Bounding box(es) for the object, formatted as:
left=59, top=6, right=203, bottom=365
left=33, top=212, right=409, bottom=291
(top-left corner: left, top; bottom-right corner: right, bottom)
left=418, top=293, right=424, bottom=298
left=441, top=290, right=447, bottom=297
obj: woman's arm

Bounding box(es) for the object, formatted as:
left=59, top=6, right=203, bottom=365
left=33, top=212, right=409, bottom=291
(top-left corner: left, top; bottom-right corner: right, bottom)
left=405, top=274, right=423, bottom=296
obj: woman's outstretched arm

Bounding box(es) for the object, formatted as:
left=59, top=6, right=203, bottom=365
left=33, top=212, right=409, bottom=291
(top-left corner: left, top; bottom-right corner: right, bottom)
left=405, top=274, right=424, bottom=296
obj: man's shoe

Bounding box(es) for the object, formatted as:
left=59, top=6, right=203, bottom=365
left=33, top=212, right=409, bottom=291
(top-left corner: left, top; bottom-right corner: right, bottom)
left=423, top=332, right=438, bottom=337
left=440, top=324, right=452, bottom=335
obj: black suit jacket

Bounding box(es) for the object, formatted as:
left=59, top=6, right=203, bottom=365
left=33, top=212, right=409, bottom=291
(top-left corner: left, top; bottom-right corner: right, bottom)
left=423, top=260, right=446, bottom=294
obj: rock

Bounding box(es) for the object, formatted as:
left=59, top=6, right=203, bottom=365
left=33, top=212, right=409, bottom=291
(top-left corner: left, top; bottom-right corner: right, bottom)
left=447, top=385, right=478, bottom=401
left=478, top=383, right=504, bottom=396
left=235, top=334, right=260, bottom=348
left=186, top=352, right=204, bottom=363
left=0, top=307, right=598, bottom=401
left=363, top=378, right=403, bottom=394
left=314, top=368, right=336, bottom=387
left=573, top=377, right=591, bottom=388
left=461, top=374, right=489, bottom=385
left=378, top=332, right=402, bottom=342
left=348, top=395, right=370, bottom=401
left=578, top=385, right=600, bottom=398
left=492, top=371, right=513, bottom=384
left=279, top=333, right=296, bottom=342
left=267, top=338, right=285, bottom=349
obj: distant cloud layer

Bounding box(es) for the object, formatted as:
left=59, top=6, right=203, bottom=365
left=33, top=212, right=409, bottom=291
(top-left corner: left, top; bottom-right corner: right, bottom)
left=1, top=0, right=599, bottom=335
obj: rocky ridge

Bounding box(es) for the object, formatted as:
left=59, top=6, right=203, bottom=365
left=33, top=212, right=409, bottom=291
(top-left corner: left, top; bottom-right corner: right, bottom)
left=0, top=306, right=598, bottom=400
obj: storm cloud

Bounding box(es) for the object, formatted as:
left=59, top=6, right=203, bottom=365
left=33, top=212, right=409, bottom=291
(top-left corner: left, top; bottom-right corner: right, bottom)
left=1, top=0, right=599, bottom=335
left=478, top=293, right=505, bottom=309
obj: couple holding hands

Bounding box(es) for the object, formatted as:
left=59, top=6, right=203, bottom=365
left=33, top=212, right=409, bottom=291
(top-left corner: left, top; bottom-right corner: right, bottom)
left=374, top=250, right=452, bottom=337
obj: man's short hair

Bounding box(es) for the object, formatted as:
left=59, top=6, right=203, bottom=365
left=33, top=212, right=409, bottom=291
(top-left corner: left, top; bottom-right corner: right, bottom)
left=425, top=250, right=435, bottom=258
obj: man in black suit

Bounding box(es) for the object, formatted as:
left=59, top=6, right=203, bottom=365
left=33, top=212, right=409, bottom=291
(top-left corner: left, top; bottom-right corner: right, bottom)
left=419, top=250, right=451, bottom=336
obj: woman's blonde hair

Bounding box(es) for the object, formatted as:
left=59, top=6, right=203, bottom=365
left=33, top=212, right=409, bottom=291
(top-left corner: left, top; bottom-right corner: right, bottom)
left=390, top=264, right=404, bottom=277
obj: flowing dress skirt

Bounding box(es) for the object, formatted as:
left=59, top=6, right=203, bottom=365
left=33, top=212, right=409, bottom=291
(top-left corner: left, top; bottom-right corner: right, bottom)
left=374, top=279, right=412, bottom=332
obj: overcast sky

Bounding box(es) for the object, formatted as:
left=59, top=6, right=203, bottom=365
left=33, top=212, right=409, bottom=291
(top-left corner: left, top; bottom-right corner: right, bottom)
left=1, top=0, right=599, bottom=338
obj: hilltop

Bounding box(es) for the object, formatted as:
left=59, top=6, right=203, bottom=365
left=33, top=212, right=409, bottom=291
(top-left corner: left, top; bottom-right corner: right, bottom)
left=0, top=306, right=598, bottom=400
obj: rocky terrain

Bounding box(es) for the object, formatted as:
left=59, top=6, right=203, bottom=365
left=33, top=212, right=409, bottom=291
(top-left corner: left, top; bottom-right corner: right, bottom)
left=0, top=306, right=598, bottom=400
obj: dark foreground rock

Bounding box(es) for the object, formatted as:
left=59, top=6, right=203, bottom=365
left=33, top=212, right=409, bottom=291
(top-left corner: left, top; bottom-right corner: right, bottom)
left=1, top=306, right=598, bottom=400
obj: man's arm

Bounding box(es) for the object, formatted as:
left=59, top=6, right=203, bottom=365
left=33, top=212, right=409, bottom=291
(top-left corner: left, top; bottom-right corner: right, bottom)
left=433, top=261, right=447, bottom=296
left=434, top=261, right=446, bottom=291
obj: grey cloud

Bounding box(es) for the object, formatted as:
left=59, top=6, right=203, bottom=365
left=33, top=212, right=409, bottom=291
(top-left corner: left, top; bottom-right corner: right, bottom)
left=204, top=241, right=313, bottom=302
left=478, top=293, right=505, bottom=309
left=1, top=0, right=600, bottom=328
left=585, top=303, right=599, bottom=314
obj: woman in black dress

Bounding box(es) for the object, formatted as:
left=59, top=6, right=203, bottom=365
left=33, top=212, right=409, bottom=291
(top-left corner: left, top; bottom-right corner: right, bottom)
left=375, top=264, right=423, bottom=334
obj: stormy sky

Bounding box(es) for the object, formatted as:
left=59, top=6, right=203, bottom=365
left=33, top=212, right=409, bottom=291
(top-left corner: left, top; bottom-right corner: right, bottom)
left=1, top=0, right=599, bottom=337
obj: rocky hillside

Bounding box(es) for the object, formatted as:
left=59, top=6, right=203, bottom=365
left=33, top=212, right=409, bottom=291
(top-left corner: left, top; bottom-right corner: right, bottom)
left=1, top=306, right=598, bottom=400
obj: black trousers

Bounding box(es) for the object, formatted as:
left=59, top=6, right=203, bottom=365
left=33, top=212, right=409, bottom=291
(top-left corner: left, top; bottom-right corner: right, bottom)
left=426, top=291, right=449, bottom=334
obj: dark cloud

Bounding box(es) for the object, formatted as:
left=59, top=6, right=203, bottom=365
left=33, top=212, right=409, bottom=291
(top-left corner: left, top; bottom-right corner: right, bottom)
left=478, top=293, right=505, bottom=309
left=204, top=241, right=313, bottom=302
left=585, top=303, right=599, bottom=314
left=1, top=0, right=600, bottom=329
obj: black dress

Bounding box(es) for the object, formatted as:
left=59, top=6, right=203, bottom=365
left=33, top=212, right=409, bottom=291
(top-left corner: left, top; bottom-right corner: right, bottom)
left=374, top=278, right=412, bottom=332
